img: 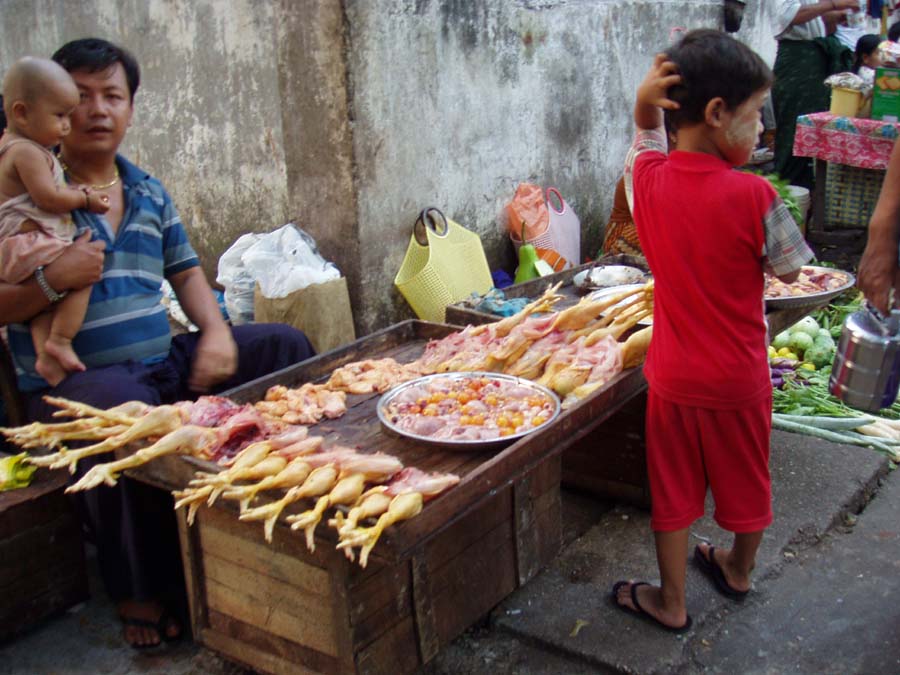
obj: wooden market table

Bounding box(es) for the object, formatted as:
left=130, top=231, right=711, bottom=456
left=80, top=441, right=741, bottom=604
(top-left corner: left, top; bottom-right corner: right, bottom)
left=125, top=319, right=648, bottom=675
left=793, top=112, right=900, bottom=246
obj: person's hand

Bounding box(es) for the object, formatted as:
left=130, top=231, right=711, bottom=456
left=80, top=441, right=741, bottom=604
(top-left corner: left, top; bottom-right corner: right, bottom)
left=85, top=189, right=110, bottom=215
left=857, top=243, right=899, bottom=315
left=188, top=324, right=238, bottom=393
left=45, top=230, right=106, bottom=292
left=636, top=54, right=682, bottom=113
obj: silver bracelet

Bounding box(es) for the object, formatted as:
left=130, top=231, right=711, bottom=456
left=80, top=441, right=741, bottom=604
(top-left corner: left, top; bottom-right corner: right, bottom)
left=34, top=265, right=67, bottom=303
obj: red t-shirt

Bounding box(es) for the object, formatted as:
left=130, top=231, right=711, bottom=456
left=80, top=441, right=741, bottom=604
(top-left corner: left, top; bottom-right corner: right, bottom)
left=632, top=150, right=776, bottom=409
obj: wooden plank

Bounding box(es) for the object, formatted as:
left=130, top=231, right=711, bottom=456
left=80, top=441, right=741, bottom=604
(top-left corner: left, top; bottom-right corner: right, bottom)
left=0, top=559, right=87, bottom=639
left=513, top=474, right=539, bottom=585
left=200, top=520, right=331, bottom=596
left=429, top=520, right=518, bottom=646
left=0, top=470, right=72, bottom=540
left=0, top=515, right=82, bottom=583
left=410, top=548, right=439, bottom=663
left=0, top=570, right=87, bottom=642
left=204, top=552, right=333, bottom=625
left=201, top=624, right=327, bottom=675
left=205, top=576, right=338, bottom=657
left=197, top=498, right=337, bottom=570
left=354, top=616, right=421, bottom=675
left=328, top=561, right=357, bottom=675
left=347, top=560, right=412, bottom=629
left=176, top=507, right=208, bottom=637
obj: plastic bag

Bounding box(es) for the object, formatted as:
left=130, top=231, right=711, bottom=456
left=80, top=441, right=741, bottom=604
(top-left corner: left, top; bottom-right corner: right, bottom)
left=506, top=183, right=549, bottom=242
left=216, top=224, right=340, bottom=326
left=506, top=185, right=581, bottom=273
left=216, top=233, right=262, bottom=325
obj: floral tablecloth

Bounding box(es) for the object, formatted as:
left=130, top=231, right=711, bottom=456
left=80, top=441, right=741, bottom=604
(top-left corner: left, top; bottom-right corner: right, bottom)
left=793, top=112, right=900, bottom=171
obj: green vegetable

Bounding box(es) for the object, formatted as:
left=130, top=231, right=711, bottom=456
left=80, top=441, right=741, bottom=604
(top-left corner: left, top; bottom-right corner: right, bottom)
left=791, top=316, right=820, bottom=340
left=816, top=328, right=832, bottom=341
left=0, top=453, right=37, bottom=491
left=803, top=344, right=835, bottom=370
left=772, top=331, right=792, bottom=350
left=789, top=332, right=814, bottom=355
left=771, top=412, right=873, bottom=431
left=514, top=222, right=540, bottom=284
left=744, top=171, right=804, bottom=226
left=813, top=333, right=836, bottom=350
left=771, top=416, right=899, bottom=457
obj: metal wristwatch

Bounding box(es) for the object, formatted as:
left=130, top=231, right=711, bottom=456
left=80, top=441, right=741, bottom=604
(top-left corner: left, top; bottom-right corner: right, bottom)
left=34, top=265, right=67, bottom=303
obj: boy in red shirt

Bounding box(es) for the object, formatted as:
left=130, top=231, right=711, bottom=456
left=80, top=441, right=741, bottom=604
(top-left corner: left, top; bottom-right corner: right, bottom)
left=612, top=30, right=813, bottom=632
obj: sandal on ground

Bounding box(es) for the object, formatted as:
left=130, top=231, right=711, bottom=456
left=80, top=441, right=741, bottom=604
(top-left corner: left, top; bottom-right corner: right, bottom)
left=610, top=580, right=693, bottom=634
left=121, top=610, right=182, bottom=649
left=693, top=544, right=750, bottom=601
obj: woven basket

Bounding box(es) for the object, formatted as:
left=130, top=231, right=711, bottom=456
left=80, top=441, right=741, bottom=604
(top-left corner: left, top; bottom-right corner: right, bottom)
left=394, top=208, right=492, bottom=322
left=823, top=163, right=885, bottom=231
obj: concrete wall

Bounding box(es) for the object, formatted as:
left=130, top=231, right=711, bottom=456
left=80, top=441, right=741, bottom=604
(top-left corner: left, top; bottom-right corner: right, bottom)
left=0, top=0, right=778, bottom=335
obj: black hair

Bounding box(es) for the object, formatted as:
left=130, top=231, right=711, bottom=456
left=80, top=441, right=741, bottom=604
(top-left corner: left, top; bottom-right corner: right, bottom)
left=889, top=21, right=900, bottom=43
left=853, top=34, right=881, bottom=74
left=51, top=38, right=140, bottom=102
left=662, top=29, right=773, bottom=133
left=0, top=94, right=5, bottom=132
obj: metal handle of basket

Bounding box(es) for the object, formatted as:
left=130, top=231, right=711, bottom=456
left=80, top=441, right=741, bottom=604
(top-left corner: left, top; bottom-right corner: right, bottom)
left=413, top=207, right=450, bottom=246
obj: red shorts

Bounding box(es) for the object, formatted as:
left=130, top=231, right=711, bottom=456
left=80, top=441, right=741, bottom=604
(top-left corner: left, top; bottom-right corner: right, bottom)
left=645, top=389, right=773, bottom=533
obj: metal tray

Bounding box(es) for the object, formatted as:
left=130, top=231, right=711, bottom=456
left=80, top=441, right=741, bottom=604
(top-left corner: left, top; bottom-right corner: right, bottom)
left=377, top=372, right=561, bottom=451
left=764, top=266, right=856, bottom=310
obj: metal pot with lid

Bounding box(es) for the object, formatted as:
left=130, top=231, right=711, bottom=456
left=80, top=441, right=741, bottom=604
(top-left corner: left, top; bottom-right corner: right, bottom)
left=829, top=304, right=900, bottom=411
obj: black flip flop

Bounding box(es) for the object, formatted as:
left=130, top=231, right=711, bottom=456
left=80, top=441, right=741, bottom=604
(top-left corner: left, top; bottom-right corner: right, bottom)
left=610, top=580, right=693, bottom=634
left=121, top=611, right=183, bottom=649
left=693, top=545, right=750, bottom=601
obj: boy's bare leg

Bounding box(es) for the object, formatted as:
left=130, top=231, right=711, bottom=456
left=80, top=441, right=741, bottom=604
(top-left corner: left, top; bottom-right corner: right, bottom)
left=615, top=527, right=690, bottom=628
left=32, top=311, right=68, bottom=387
left=43, top=286, right=91, bottom=374
left=696, top=530, right=762, bottom=593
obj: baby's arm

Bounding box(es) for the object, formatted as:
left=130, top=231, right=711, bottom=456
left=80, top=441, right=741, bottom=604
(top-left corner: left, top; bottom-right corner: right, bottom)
left=9, top=143, right=108, bottom=214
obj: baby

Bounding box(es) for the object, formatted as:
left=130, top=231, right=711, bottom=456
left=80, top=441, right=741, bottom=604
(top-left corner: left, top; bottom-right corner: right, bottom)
left=0, top=56, right=109, bottom=386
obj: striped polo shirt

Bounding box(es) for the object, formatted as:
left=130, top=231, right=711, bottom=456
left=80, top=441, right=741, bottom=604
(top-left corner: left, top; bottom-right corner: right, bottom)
left=9, top=155, right=200, bottom=391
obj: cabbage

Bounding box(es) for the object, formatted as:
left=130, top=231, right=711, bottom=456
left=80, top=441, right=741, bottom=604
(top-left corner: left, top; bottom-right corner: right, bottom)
left=814, top=333, right=836, bottom=350
left=804, top=344, right=835, bottom=369
left=791, top=316, right=820, bottom=339
left=789, top=332, right=814, bottom=355
left=772, top=331, right=792, bottom=350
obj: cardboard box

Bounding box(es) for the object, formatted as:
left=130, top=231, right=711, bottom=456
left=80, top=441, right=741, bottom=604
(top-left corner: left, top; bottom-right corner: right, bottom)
left=872, top=67, right=900, bottom=122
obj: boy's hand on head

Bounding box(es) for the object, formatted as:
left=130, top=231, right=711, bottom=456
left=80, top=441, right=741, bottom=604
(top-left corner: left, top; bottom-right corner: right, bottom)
left=637, top=54, right=682, bottom=112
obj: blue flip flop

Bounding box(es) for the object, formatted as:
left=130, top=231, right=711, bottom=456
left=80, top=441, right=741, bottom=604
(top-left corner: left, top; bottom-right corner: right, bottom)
left=610, top=580, right=693, bottom=633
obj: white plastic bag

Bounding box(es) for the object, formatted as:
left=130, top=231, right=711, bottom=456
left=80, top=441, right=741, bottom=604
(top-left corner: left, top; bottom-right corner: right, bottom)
left=243, top=224, right=340, bottom=299
left=216, top=224, right=341, bottom=325
left=216, top=233, right=262, bottom=325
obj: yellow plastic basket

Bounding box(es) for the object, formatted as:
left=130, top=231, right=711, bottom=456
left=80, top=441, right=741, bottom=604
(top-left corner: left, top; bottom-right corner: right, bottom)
left=394, top=208, right=493, bottom=323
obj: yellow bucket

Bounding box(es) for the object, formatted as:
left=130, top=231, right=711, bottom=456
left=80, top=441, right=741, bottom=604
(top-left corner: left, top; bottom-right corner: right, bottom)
left=394, top=208, right=493, bottom=323
left=830, top=87, right=862, bottom=117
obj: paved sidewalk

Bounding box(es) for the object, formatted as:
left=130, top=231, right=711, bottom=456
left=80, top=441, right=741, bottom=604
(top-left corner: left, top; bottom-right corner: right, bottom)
left=1, top=429, right=896, bottom=674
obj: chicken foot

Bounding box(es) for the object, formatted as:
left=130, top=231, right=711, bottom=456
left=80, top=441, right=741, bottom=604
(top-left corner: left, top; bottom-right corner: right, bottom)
left=239, top=464, right=340, bottom=543
left=67, top=425, right=220, bottom=493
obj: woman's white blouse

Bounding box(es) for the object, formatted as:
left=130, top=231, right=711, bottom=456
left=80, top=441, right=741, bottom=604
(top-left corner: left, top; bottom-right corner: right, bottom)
left=774, top=0, right=827, bottom=41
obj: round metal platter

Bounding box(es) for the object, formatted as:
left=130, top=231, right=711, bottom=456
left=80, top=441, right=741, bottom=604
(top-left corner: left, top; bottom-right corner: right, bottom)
left=377, top=372, right=561, bottom=451
left=764, top=266, right=856, bottom=310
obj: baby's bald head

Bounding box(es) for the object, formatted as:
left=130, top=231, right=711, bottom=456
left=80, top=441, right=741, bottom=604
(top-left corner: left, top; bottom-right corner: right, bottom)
left=3, top=56, right=79, bottom=121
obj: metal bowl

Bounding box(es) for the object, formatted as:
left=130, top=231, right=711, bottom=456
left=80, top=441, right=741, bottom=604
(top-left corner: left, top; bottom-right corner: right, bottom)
left=765, top=266, right=856, bottom=310
left=377, top=372, right=561, bottom=451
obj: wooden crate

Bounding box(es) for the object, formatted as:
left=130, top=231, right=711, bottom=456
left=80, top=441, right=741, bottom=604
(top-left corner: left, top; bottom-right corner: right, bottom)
left=128, top=320, right=647, bottom=673
left=0, top=467, right=88, bottom=641
left=165, top=454, right=561, bottom=675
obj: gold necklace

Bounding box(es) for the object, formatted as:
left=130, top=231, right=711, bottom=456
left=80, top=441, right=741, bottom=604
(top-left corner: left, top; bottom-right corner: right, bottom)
left=57, top=155, right=120, bottom=190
